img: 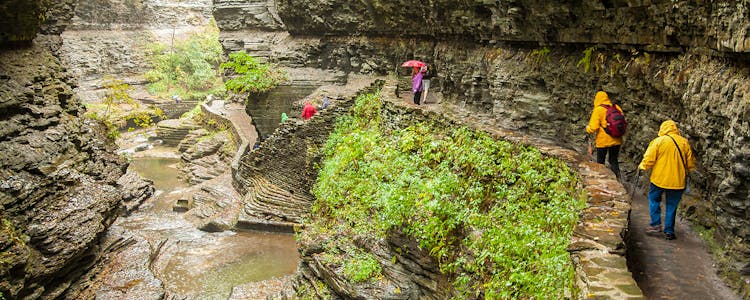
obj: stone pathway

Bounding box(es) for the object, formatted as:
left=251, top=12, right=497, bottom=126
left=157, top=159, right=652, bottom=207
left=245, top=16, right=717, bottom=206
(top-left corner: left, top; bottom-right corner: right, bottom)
left=627, top=186, right=740, bottom=300
left=213, top=100, right=259, bottom=148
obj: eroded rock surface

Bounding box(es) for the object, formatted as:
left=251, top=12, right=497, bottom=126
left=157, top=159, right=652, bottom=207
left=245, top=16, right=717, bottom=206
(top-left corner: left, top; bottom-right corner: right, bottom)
left=0, top=38, right=142, bottom=300
left=178, top=128, right=232, bottom=185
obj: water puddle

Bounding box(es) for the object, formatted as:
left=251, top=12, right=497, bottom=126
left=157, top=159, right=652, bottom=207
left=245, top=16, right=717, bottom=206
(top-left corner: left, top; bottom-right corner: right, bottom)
left=160, top=231, right=298, bottom=299
left=121, top=148, right=299, bottom=298
left=128, top=156, right=186, bottom=193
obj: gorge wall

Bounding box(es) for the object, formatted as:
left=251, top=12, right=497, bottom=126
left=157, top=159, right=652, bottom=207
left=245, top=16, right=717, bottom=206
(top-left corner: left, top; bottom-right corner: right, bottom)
left=0, top=1, right=152, bottom=299
left=215, top=0, right=750, bottom=296
left=58, top=0, right=213, bottom=103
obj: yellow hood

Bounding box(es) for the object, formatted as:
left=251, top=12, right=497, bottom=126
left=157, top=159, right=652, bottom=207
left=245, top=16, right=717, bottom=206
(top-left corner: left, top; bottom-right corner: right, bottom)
left=658, top=120, right=679, bottom=137
left=593, top=91, right=613, bottom=107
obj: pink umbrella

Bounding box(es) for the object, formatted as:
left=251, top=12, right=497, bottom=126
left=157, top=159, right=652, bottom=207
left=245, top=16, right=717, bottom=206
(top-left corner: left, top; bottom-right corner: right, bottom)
left=401, top=60, right=426, bottom=68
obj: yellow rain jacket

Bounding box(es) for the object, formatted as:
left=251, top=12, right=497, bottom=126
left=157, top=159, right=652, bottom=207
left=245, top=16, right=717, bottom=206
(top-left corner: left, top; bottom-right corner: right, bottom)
left=639, top=120, right=695, bottom=189
left=586, top=91, right=624, bottom=148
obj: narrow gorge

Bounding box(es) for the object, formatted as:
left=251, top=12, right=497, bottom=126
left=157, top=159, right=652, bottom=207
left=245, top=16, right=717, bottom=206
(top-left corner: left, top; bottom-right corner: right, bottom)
left=2, top=0, right=749, bottom=299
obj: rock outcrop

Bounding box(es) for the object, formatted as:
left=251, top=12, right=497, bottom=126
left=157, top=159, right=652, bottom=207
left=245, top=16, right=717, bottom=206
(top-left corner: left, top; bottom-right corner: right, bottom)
left=0, top=1, right=153, bottom=298
left=177, top=128, right=232, bottom=184
left=233, top=82, right=380, bottom=227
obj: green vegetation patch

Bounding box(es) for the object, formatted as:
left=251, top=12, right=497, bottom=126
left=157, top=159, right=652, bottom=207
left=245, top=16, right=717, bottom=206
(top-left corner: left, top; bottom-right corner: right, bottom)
left=220, top=51, right=286, bottom=95
left=144, top=21, right=224, bottom=100
left=84, top=76, right=163, bottom=140
left=311, top=92, right=585, bottom=298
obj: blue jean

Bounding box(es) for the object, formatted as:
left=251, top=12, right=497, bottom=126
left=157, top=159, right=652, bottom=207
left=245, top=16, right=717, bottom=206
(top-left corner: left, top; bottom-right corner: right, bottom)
left=648, top=183, right=684, bottom=235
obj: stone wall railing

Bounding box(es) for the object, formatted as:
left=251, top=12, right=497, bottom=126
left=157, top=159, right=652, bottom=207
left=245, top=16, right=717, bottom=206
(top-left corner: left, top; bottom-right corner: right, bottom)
left=377, top=80, right=643, bottom=298
left=199, top=101, right=248, bottom=174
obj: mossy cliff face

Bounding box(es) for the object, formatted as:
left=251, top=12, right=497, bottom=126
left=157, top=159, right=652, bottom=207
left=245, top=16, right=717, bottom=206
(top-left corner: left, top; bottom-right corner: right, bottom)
left=215, top=0, right=750, bottom=295
left=0, top=1, right=151, bottom=298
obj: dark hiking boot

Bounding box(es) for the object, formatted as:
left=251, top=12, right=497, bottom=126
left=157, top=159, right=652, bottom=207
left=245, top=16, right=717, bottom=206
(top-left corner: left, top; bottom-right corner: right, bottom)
left=665, top=233, right=676, bottom=240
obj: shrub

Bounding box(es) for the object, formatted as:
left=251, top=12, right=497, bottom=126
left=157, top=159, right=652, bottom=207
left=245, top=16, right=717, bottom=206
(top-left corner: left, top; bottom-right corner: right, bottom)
left=220, top=51, right=286, bottom=94
left=577, top=45, right=597, bottom=73
left=311, top=91, right=585, bottom=298
left=145, top=21, right=224, bottom=100
left=102, top=76, right=136, bottom=117
left=343, top=250, right=382, bottom=283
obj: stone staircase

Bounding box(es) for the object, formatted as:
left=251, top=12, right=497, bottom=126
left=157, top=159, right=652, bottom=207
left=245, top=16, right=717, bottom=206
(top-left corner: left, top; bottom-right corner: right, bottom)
left=237, top=175, right=311, bottom=231
left=155, top=119, right=200, bottom=146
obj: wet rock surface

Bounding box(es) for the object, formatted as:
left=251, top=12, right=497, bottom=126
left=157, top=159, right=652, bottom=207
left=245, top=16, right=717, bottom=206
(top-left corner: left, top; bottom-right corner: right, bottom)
left=272, top=0, right=750, bottom=53
left=628, top=191, right=740, bottom=300
left=0, top=39, right=150, bottom=299
left=156, top=118, right=201, bottom=147
left=178, top=128, right=232, bottom=185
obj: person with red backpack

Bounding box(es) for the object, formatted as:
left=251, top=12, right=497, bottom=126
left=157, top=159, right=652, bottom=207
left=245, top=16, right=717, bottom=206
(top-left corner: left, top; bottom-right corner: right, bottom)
left=586, top=91, right=626, bottom=179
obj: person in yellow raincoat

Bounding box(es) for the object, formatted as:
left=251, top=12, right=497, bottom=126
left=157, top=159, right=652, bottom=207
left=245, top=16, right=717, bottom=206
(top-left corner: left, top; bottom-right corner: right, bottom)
left=585, top=91, right=624, bottom=179
left=639, top=120, right=695, bottom=240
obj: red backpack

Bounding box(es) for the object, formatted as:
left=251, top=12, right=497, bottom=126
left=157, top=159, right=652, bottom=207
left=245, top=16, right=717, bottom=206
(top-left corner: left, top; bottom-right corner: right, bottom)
left=600, top=104, right=627, bottom=138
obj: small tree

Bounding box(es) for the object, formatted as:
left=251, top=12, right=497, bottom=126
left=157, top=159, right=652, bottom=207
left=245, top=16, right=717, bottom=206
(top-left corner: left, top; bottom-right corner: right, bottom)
left=102, top=76, right=136, bottom=117
left=220, top=51, right=286, bottom=94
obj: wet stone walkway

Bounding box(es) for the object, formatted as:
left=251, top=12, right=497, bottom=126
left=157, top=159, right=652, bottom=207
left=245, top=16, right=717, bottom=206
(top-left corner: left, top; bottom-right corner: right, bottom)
left=627, top=186, right=740, bottom=300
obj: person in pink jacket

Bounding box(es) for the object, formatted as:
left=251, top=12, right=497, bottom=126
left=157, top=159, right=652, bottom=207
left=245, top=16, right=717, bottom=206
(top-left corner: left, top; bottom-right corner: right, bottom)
left=412, top=66, right=426, bottom=105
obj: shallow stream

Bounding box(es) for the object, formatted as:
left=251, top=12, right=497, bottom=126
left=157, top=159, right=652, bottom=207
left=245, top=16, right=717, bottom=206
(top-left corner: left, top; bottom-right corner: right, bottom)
left=121, top=148, right=299, bottom=299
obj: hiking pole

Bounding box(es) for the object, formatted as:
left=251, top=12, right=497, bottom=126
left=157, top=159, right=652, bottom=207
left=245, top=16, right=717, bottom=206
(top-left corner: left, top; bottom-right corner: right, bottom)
left=631, top=168, right=641, bottom=199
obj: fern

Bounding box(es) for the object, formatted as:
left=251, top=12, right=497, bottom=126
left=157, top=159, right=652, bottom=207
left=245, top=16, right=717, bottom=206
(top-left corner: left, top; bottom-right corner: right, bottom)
left=577, top=46, right=597, bottom=73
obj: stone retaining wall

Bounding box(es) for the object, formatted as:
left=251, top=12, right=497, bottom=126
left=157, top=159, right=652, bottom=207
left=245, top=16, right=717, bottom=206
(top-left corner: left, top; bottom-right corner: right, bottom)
left=200, top=101, right=245, bottom=152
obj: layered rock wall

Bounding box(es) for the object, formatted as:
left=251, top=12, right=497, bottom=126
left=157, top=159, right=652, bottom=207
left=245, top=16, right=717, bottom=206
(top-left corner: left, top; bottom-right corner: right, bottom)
left=0, top=1, right=152, bottom=298
left=276, top=0, right=750, bottom=53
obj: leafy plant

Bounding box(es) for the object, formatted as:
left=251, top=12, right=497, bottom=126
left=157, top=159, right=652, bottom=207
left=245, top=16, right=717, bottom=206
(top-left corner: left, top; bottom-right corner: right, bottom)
left=144, top=21, right=224, bottom=100
left=309, top=91, right=585, bottom=298
left=220, top=51, right=287, bottom=94
left=102, top=76, right=136, bottom=117
left=125, top=111, right=158, bottom=130
left=343, top=249, right=382, bottom=283
left=577, top=45, right=597, bottom=73
left=527, top=47, right=551, bottom=66
left=609, top=53, right=624, bottom=78
left=1, top=218, right=27, bottom=268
